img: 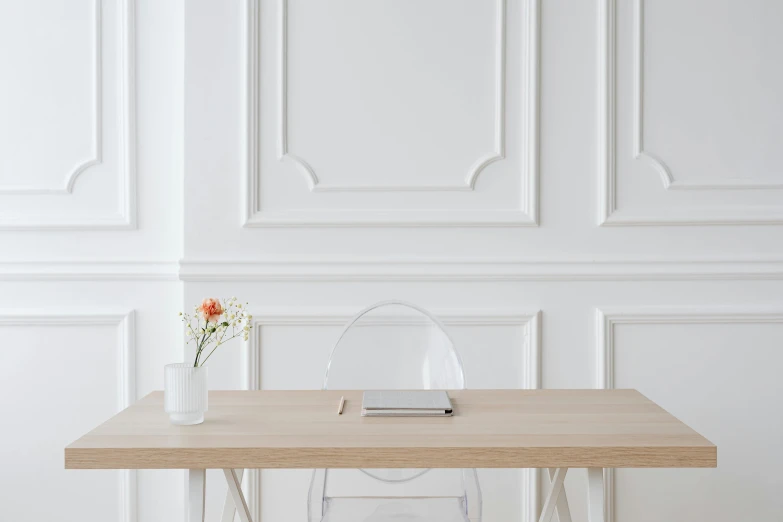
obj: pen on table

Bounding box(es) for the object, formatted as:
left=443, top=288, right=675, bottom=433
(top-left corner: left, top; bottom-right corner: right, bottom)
left=337, top=396, right=345, bottom=415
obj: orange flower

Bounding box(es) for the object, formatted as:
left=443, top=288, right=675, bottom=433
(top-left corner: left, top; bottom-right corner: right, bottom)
left=199, top=298, right=224, bottom=323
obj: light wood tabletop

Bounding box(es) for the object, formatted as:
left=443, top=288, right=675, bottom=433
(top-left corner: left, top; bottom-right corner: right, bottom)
left=65, top=389, right=716, bottom=470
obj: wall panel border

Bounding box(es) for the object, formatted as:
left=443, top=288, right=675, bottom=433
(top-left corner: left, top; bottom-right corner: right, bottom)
left=595, top=306, right=783, bottom=522
left=596, top=0, right=783, bottom=226
left=0, top=0, right=137, bottom=230
left=243, top=0, right=540, bottom=227
left=0, top=309, right=136, bottom=522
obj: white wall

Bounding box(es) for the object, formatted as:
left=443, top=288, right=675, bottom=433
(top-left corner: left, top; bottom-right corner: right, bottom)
left=0, top=1, right=184, bottom=521
left=2, top=0, right=783, bottom=521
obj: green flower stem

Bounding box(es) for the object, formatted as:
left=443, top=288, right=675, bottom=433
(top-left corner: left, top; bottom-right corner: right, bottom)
left=198, top=332, right=243, bottom=367
left=194, top=325, right=218, bottom=367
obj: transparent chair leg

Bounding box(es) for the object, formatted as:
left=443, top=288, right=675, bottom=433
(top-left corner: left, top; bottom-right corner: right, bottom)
left=308, top=469, right=327, bottom=522
left=463, top=468, right=482, bottom=522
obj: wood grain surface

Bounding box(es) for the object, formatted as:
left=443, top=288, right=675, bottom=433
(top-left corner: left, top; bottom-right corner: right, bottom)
left=65, top=390, right=717, bottom=469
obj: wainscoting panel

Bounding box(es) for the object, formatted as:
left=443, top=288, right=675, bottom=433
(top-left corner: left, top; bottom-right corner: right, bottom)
left=0, top=0, right=135, bottom=229
left=595, top=307, right=783, bottom=521
left=0, top=311, right=135, bottom=522
left=243, top=0, right=539, bottom=226
left=598, top=0, right=783, bottom=225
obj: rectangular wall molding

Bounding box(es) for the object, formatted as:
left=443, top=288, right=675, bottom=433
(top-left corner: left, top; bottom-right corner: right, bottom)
left=594, top=306, right=783, bottom=522
left=0, top=309, right=136, bottom=522
left=0, top=0, right=136, bottom=230
left=596, top=0, right=783, bottom=226
left=242, top=0, right=540, bottom=227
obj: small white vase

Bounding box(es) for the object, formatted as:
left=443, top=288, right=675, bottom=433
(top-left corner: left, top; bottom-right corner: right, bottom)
left=164, top=363, right=208, bottom=425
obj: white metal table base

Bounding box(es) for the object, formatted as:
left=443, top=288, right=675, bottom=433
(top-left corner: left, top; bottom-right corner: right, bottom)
left=188, top=467, right=606, bottom=522
left=187, top=469, right=206, bottom=522
left=221, top=469, right=245, bottom=522
left=187, top=469, right=254, bottom=522
left=538, top=468, right=605, bottom=522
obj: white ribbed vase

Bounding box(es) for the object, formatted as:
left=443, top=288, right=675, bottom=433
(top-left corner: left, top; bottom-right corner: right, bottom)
left=164, top=363, right=208, bottom=425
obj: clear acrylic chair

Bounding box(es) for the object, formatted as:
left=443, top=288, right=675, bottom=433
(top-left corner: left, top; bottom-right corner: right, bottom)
left=308, top=300, right=482, bottom=522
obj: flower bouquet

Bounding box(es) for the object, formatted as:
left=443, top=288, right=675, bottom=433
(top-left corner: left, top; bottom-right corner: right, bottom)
left=164, top=297, right=253, bottom=425
left=182, top=297, right=253, bottom=367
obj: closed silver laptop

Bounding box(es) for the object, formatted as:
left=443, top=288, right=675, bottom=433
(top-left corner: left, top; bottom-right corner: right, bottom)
left=361, top=390, right=453, bottom=417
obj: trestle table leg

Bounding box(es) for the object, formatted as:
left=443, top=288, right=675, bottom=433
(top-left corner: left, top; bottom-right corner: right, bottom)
left=187, top=469, right=206, bottom=522
left=221, top=469, right=245, bottom=522
left=547, top=468, right=573, bottom=522
left=587, top=468, right=605, bottom=522
left=539, top=467, right=568, bottom=522
left=223, top=468, right=254, bottom=522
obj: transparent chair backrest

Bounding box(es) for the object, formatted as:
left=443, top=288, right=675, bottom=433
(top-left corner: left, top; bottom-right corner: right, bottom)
left=323, top=300, right=465, bottom=482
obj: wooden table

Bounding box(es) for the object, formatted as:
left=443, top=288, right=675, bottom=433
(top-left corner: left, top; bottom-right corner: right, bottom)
left=66, top=390, right=716, bottom=522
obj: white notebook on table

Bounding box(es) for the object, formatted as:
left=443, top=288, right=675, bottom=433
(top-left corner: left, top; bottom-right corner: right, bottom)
left=361, top=390, right=453, bottom=417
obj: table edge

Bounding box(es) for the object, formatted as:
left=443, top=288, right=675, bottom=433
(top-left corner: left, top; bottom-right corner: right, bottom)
left=65, top=444, right=717, bottom=470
